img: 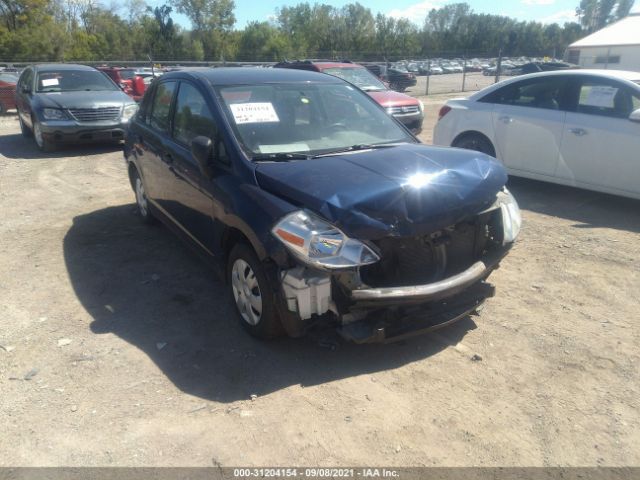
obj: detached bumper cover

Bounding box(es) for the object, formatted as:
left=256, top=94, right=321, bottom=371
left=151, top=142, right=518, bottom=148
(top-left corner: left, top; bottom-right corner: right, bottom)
left=351, top=248, right=508, bottom=306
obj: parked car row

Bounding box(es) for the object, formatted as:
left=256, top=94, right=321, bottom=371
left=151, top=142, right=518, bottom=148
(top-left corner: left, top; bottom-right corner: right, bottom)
left=9, top=62, right=638, bottom=343
left=386, top=57, right=575, bottom=78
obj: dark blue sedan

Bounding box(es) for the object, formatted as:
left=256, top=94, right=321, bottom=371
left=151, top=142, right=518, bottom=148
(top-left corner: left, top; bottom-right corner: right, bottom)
left=124, top=67, right=521, bottom=342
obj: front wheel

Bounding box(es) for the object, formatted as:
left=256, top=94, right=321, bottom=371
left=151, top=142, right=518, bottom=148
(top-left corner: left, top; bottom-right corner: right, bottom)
left=228, top=243, right=283, bottom=339
left=33, top=119, right=56, bottom=152
left=132, top=169, right=156, bottom=224
left=19, top=115, right=32, bottom=138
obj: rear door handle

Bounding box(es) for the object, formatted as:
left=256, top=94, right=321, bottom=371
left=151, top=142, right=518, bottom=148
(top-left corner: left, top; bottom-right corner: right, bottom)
left=569, top=128, right=587, bottom=136
left=499, top=115, right=512, bottom=124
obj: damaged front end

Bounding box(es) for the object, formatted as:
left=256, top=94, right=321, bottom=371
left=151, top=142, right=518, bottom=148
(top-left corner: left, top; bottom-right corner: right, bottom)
left=272, top=189, right=521, bottom=343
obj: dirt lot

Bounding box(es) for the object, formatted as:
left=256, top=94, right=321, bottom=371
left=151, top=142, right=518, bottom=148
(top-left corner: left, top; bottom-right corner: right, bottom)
left=1, top=98, right=639, bottom=467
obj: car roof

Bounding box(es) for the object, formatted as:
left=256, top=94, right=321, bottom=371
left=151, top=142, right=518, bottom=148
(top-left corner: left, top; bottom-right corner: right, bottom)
left=469, top=69, right=640, bottom=100
left=160, top=67, right=345, bottom=85
left=33, top=64, right=97, bottom=72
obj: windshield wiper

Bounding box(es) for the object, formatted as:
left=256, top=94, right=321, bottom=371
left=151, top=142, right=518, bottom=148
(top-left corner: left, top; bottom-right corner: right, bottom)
left=252, top=152, right=312, bottom=162
left=312, top=143, right=405, bottom=158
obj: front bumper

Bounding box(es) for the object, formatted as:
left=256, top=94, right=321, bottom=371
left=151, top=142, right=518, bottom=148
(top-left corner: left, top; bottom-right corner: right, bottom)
left=351, top=248, right=507, bottom=306
left=39, top=120, right=128, bottom=144
left=338, top=281, right=494, bottom=343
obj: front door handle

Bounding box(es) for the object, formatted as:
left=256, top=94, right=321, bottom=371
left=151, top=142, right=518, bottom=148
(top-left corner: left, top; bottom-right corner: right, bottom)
left=569, top=128, right=587, bottom=136
left=499, top=115, right=512, bottom=124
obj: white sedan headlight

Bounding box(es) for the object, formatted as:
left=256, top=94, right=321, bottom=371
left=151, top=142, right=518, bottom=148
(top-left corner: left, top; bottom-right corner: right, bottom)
left=497, top=188, right=521, bottom=244
left=272, top=210, right=380, bottom=269
left=122, top=104, right=139, bottom=122
left=42, top=108, right=67, bottom=120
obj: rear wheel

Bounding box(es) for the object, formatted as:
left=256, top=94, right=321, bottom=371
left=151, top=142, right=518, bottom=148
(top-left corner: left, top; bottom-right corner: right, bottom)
left=453, top=133, right=496, bottom=157
left=228, top=243, right=283, bottom=339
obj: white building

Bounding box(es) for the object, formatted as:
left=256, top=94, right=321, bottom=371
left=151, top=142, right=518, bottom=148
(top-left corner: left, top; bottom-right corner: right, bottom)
left=566, top=13, right=640, bottom=72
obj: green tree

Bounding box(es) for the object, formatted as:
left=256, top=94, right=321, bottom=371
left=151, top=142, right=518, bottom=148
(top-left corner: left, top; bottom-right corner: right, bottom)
left=171, top=0, right=235, bottom=59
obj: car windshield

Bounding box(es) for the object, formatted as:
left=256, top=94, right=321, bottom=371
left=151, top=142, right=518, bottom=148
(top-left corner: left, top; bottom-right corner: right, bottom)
left=216, top=83, right=413, bottom=158
left=120, top=70, right=136, bottom=80
left=321, top=67, right=386, bottom=92
left=36, top=70, right=119, bottom=92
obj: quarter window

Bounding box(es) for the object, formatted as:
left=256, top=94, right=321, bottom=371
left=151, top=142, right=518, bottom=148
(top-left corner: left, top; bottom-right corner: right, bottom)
left=172, top=82, right=216, bottom=145
left=149, top=81, right=177, bottom=132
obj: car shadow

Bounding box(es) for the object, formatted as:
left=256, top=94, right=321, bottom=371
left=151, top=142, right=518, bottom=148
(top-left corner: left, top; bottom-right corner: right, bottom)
left=507, top=177, right=640, bottom=234
left=63, top=205, right=477, bottom=403
left=0, top=132, right=123, bottom=159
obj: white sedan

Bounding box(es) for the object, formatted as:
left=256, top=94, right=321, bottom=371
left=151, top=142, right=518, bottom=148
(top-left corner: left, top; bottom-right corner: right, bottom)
left=433, top=70, right=640, bottom=199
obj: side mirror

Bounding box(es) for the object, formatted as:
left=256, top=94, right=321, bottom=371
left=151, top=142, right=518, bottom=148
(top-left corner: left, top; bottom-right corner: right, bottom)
left=629, top=108, right=640, bottom=123
left=191, top=136, right=214, bottom=179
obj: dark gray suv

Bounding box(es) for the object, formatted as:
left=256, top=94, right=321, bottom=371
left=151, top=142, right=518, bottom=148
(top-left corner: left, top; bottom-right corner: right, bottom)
left=16, top=64, right=138, bottom=151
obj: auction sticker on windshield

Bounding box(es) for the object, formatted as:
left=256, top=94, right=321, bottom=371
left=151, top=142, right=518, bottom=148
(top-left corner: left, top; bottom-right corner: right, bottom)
left=230, top=102, right=280, bottom=124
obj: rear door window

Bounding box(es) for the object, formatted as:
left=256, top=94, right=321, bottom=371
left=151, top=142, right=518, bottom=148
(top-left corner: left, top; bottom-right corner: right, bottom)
left=148, top=81, right=177, bottom=132
left=575, top=78, right=640, bottom=119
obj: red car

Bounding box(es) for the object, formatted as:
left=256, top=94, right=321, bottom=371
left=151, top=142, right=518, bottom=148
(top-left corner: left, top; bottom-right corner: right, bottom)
left=97, top=67, right=146, bottom=102
left=0, top=72, right=18, bottom=114
left=274, top=61, right=424, bottom=132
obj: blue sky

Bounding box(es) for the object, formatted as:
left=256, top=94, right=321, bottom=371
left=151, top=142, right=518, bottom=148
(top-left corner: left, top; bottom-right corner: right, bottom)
left=146, top=0, right=639, bottom=29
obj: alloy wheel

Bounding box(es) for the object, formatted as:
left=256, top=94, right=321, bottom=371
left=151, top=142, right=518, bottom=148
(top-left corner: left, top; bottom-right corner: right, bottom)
left=231, top=258, right=263, bottom=326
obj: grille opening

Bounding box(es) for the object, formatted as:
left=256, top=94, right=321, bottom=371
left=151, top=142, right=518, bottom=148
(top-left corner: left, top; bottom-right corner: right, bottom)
left=69, top=107, right=121, bottom=122
left=360, top=210, right=502, bottom=288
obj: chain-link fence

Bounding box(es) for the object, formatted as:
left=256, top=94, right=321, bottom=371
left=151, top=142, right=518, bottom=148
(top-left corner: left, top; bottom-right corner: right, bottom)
left=0, top=50, right=565, bottom=104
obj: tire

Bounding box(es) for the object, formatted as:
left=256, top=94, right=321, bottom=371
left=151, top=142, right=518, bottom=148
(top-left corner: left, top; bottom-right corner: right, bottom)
left=19, top=115, right=32, bottom=138
left=453, top=133, right=496, bottom=157
left=228, top=243, right=284, bottom=339
left=0, top=103, right=5, bottom=115
left=32, top=118, right=56, bottom=152
left=131, top=168, right=156, bottom=224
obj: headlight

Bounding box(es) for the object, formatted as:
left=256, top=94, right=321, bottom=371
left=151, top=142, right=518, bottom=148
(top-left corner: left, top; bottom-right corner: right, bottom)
left=498, top=188, right=521, bottom=244
left=272, top=210, right=380, bottom=269
left=418, top=100, right=424, bottom=114
left=42, top=108, right=66, bottom=120
left=122, top=104, right=138, bottom=121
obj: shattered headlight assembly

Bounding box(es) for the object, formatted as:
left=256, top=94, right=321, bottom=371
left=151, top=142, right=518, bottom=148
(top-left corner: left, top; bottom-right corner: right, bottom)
left=122, top=103, right=139, bottom=122
left=496, top=188, right=522, bottom=244
left=42, top=108, right=67, bottom=120
left=272, top=210, right=380, bottom=269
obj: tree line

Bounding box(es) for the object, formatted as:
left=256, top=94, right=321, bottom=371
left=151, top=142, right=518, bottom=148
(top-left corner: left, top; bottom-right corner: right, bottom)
left=0, top=0, right=635, bottom=63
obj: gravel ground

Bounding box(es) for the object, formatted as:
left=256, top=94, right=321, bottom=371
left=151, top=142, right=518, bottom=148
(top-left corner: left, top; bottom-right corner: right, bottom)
left=1, top=100, right=639, bottom=467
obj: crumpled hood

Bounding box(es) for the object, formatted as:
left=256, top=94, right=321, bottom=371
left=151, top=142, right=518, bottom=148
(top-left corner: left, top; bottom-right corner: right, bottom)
left=35, top=90, right=131, bottom=109
left=255, top=144, right=508, bottom=239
